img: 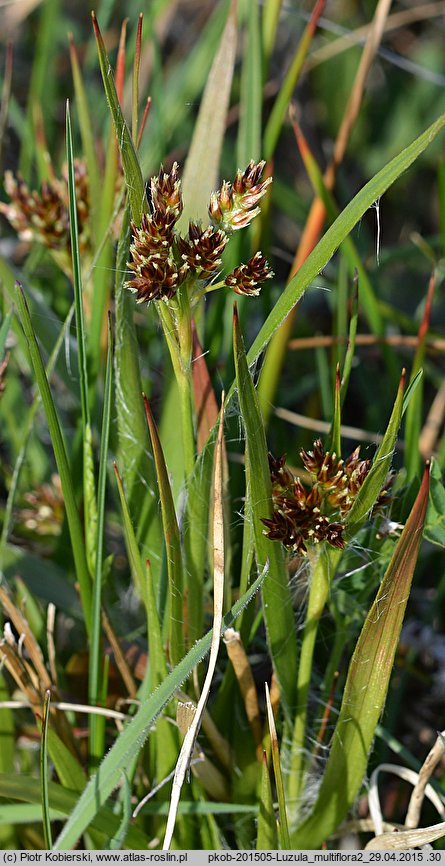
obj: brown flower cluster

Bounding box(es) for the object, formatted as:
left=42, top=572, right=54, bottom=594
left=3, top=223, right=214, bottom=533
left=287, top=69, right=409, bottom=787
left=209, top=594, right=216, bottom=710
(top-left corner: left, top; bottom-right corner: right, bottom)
left=225, top=252, right=273, bottom=296
left=262, top=440, right=392, bottom=556
left=0, top=161, right=90, bottom=262
left=126, top=163, right=189, bottom=303
left=209, top=160, right=272, bottom=231
left=125, top=160, right=273, bottom=304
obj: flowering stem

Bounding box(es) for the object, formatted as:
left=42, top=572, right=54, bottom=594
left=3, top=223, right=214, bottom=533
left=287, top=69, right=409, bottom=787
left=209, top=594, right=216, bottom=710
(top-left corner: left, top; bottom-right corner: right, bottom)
left=158, top=300, right=195, bottom=481
left=288, top=549, right=330, bottom=809
left=194, top=279, right=227, bottom=301
left=177, top=366, right=196, bottom=480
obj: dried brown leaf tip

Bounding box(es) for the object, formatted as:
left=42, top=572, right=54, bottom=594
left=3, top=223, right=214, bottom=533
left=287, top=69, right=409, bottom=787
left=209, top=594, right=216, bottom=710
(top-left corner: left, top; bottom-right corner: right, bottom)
left=209, top=159, right=272, bottom=232
left=0, top=162, right=90, bottom=272
left=262, top=439, right=390, bottom=556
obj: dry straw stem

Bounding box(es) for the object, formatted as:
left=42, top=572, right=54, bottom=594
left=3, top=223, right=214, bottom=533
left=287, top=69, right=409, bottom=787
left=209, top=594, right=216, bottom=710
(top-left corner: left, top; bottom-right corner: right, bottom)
left=175, top=688, right=232, bottom=772
left=162, top=398, right=226, bottom=850
left=405, top=732, right=445, bottom=829
left=306, top=2, right=445, bottom=71
left=0, top=699, right=129, bottom=723
left=366, top=823, right=445, bottom=850
left=419, top=379, right=445, bottom=457
left=265, top=681, right=290, bottom=849
left=274, top=405, right=386, bottom=447
left=46, top=603, right=58, bottom=688
left=367, top=762, right=445, bottom=849
left=223, top=627, right=263, bottom=758
left=101, top=607, right=138, bottom=699
left=0, top=585, right=51, bottom=692
left=288, top=333, right=445, bottom=352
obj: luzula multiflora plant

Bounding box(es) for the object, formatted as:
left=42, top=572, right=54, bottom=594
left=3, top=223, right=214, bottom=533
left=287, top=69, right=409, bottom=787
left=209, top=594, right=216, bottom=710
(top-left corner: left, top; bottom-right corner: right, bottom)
left=124, top=159, right=273, bottom=476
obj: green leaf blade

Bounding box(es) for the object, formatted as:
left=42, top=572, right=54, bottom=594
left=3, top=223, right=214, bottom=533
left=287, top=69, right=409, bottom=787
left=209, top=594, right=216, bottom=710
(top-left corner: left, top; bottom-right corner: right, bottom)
left=233, top=305, right=297, bottom=717
left=92, top=12, right=146, bottom=225
left=292, top=464, right=430, bottom=848
left=53, top=569, right=269, bottom=851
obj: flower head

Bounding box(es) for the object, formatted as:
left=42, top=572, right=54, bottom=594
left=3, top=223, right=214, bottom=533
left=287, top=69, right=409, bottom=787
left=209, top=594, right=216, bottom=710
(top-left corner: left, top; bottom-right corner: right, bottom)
left=177, top=222, right=228, bottom=274
left=209, top=160, right=272, bottom=232
left=0, top=162, right=90, bottom=259
left=149, top=162, right=183, bottom=220
left=262, top=440, right=389, bottom=556
left=225, top=252, right=273, bottom=296
left=126, top=255, right=188, bottom=303
left=125, top=163, right=190, bottom=303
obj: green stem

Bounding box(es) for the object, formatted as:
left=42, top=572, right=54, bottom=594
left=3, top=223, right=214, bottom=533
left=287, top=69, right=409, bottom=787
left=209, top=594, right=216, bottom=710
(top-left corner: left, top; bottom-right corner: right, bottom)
left=288, top=549, right=330, bottom=808
left=158, top=299, right=196, bottom=481
left=177, top=366, right=196, bottom=480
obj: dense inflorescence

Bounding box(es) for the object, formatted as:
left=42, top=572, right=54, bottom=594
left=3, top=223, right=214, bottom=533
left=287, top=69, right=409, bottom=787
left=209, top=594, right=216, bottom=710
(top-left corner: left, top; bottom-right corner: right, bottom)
left=262, top=440, right=393, bottom=555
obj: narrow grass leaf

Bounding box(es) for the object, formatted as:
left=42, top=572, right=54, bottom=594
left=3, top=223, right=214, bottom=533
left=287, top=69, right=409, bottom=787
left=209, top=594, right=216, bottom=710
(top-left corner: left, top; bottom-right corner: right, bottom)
left=0, top=257, right=79, bottom=393
left=0, top=804, right=65, bottom=825
left=340, top=273, right=359, bottom=406
left=47, top=729, right=85, bottom=793
left=53, top=569, right=268, bottom=850
left=233, top=305, right=297, bottom=717
left=345, top=371, right=405, bottom=535
left=0, top=677, right=14, bottom=777
left=89, top=315, right=113, bottom=761
left=108, top=775, right=132, bottom=850
left=257, top=751, right=278, bottom=850
left=178, top=0, right=237, bottom=229
left=183, top=429, right=216, bottom=644
left=263, top=0, right=325, bottom=160
left=262, top=0, right=282, bottom=72
left=0, top=308, right=13, bottom=358
left=163, top=402, right=226, bottom=850
left=14, top=284, right=92, bottom=632
left=18, top=0, right=58, bottom=181
left=113, top=207, right=162, bottom=580
left=66, top=102, right=97, bottom=579
left=40, top=690, right=53, bottom=849
left=402, top=369, right=424, bottom=417
left=246, top=112, right=445, bottom=379
left=192, top=322, right=219, bottom=454
left=0, top=775, right=147, bottom=848
left=265, top=683, right=290, bottom=849
left=144, top=559, right=168, bottom=689
left=404, top=270, right=436, bottom=481
left=68, top=35, right=100, bottom=242
left=292, top=464, right=430, bottom=848
left=329, top=365, right=342, bottom=456
left=113, top=462, right=146, bottom=601
left=143, top=394, right=184, bottom=666
left=66, top=100, right=90, bottom=429
left=92, top=12, right=146, bottom=224
left=132, top=14, right=143, bottom=145
left=237, top=0, right=262, bottom=167
left=424, top=459, right=445, bottom=547
left=438, top=159, right=445, bottom=257
left=290, top=117, right=383, bottom=336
